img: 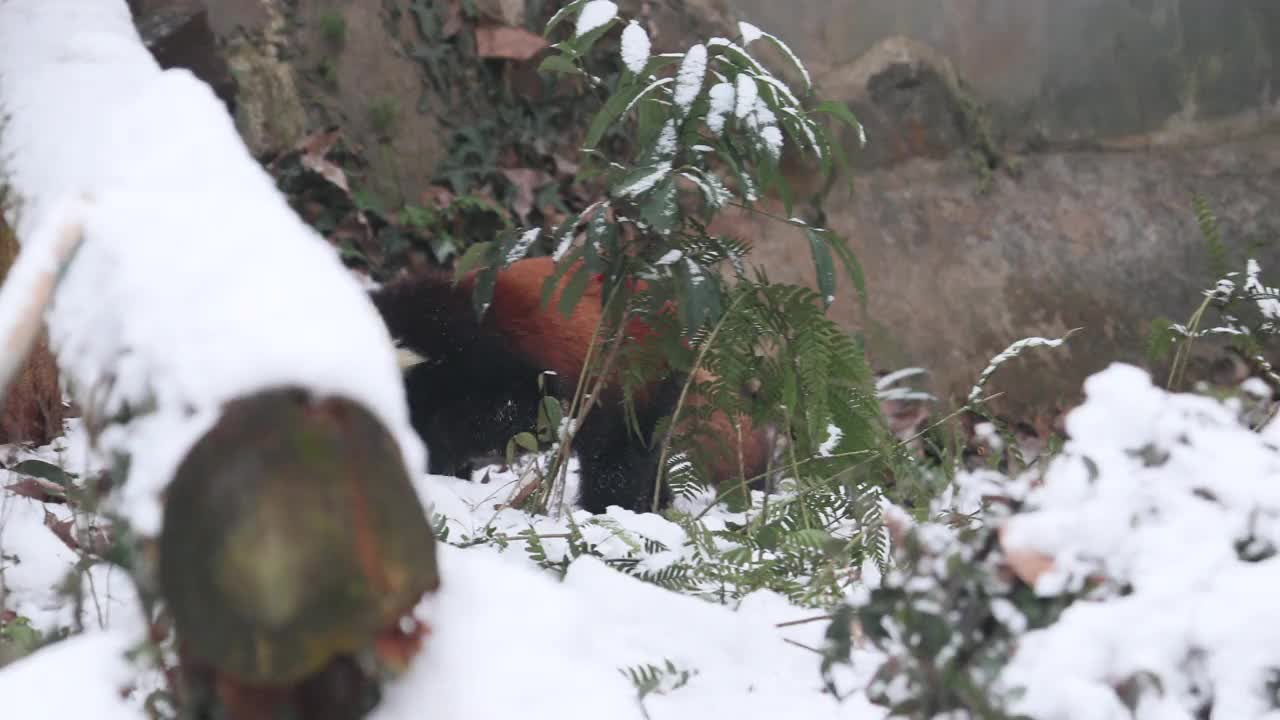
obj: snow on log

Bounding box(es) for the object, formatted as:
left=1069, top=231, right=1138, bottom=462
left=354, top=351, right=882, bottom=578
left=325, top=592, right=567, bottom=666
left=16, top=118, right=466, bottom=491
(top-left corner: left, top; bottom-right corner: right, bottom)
left=0, top=0, right=439, bottom=714
left=0, top=211, right=66, bottom=444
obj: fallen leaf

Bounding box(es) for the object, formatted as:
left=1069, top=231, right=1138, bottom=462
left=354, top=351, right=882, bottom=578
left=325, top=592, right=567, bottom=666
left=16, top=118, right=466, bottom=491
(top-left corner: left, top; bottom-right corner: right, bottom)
left=500, top=168, right=552, bottom=223
left=294, top=126, right=351, bottom=193
left=5, top=477, right=67, bottom=503
left=43, top=509, right=78, bottom=551
left=420, top=185, right=456, bottom=211
left=998, top=523, right=1055, bottom=587
left=475, top=24, right=548, bottom=61
left=551, top=152, right=579, bottom=177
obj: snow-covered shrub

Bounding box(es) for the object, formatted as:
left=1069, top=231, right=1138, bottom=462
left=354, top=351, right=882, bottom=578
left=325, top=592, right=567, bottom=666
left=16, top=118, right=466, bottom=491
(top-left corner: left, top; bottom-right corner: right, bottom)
left=842, top=362, right=1280, bottom=718
left=1152, top=197, right=1280, bottom=400
left=452, top=0, right=896, bottom=551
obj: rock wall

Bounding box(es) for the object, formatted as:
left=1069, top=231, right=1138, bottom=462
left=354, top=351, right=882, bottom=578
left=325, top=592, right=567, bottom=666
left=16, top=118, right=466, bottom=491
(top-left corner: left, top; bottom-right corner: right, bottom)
left=718, top=1, right=1280, bottom=415
left=732, top=0, right=1280, bottom=144
left=146, top=0, right=1280, bottom=417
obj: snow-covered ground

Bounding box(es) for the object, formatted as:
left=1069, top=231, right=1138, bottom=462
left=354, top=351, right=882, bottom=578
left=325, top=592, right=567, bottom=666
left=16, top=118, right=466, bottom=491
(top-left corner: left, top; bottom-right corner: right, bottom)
left=0, top=415, right=885, bottom=719
left=5, top=362, right=1280, bottom=719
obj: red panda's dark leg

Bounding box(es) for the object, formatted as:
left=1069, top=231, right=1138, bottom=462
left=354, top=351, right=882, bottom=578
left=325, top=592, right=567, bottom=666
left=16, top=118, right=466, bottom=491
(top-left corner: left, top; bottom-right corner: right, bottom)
left=570, top=375, right=682, bottom=513
left=401, top=342, right=547, bottom=479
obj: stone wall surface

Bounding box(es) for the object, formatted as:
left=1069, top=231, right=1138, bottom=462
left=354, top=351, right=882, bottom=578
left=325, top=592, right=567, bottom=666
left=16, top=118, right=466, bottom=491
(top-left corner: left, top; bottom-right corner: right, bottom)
left=733, top=0, right=1280, bottom=144
left=140, top=0, right=1280, bottom=416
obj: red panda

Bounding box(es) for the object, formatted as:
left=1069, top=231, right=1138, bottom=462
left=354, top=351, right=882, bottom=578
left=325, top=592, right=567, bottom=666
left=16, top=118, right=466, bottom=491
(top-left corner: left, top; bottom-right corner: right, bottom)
left=369, top=256, right=770, bottom=513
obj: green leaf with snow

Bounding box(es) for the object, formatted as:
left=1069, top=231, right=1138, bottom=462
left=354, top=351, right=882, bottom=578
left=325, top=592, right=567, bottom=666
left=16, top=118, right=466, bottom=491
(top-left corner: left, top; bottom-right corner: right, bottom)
left=557, top=261, right=592, bottom=318
left=826, top=232, right=867, bottom=312
left=807, top=229, right=837, bottom=311
left=628, top=99, right=667, bottom=160
left=812, top=100, right=864, bottom=145
left=541, top=245, right=584, bottom=309
left=613, top=162, right=671, bottom=198
left=537, top=55, right=583, bottom=76
left=583, top=78, right=647, bottom=151
left=543, top=0, right=588, bottom=37
left=639, top=175, right=679, bottom=234
left=557, top=16, right=619, bottom=59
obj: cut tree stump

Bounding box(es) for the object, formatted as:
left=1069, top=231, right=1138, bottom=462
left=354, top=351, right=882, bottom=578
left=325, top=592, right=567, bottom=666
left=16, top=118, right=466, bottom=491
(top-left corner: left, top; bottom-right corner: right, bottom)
left=0, top=2, right=439, bottom=718
left=160, top=388, right=439, bottom=719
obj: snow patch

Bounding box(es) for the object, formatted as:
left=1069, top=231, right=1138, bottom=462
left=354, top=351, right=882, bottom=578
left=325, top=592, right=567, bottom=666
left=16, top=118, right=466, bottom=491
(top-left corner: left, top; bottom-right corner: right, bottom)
left=574, top=0, right=618, bottom=38
left=620, top=21, right=650, bottom=74
left=674, top=44, right=708, bottom=111
left=0, top=0, right=425, bottom=537
left=733, top=74, right=758, bottom=119
left=706, top=82, right=735, bottom=135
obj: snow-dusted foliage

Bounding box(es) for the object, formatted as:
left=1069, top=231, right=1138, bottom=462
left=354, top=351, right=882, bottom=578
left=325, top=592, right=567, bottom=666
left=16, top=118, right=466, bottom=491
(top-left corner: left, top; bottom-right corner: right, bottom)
left=851, top=363, right=1280, bottom=719
left=620, top=21, right=651, bottom=74
left=0, top=0, right=422, bottom=536
left=673, top=44, right=708, bottom=112
left=1, top=422, right=891, bottom=719
left=1000, top=364, right=1280, bottom=718
left=574, top=0, right=618, bottom=38
left=532, top=4, right=855, bottom=248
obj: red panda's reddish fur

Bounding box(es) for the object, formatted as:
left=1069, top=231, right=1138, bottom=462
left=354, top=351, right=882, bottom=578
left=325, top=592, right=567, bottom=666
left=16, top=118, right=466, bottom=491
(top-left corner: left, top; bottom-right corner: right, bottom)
left=372, top=256, right=770, bottom=513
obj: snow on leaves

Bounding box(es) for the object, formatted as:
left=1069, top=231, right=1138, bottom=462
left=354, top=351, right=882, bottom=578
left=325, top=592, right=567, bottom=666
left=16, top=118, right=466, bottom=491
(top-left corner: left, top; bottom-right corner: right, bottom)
left=620, top=21, right=650, bottom=74
left=575, top=0, right=618, bottom=38
left=673, top=44, right=707, bottom=112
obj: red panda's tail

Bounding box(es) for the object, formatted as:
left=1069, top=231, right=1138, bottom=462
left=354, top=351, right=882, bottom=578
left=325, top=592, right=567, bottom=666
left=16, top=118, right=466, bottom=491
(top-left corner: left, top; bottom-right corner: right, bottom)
left=370, top=266, right=480, bottom=367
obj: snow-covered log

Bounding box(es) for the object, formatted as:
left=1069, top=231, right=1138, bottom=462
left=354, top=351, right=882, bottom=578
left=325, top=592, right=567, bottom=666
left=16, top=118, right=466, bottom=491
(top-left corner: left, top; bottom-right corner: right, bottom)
left=0, top=0, right=438, bottom=715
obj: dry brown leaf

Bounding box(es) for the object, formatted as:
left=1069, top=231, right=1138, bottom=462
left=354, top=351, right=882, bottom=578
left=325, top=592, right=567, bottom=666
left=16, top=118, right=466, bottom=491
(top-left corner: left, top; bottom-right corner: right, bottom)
left=551, top=152, right=579, bottom=177
left=998, top=523, right=1056, bottom=587
left=475, top=24, right=548, bottom=61
left=5, top=477, right=66, bottom=503
left=420, top=185, right=456, bottom=211
left=294, top=126, right=351, bottom=193
left=43, top=508, right=78, bottom=551
left=500, top=168, right=552, bottom=223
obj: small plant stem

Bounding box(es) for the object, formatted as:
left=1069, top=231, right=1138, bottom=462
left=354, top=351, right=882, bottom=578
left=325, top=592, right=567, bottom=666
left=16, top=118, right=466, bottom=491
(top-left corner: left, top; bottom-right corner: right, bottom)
left=650, top=290, right=752, bottom=512
left=543, top=288, right=629, bottom=514
left=775, top=613, right=833, bottom=628
left=1167, top=296, right=1211, bottom=391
